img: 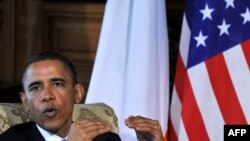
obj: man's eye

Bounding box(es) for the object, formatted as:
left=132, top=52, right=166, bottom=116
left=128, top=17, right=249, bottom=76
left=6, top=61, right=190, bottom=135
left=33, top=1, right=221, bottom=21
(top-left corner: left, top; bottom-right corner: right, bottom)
left=54, top=82, right=64, bottom=87
left=30, top=86, right=41, bottom=92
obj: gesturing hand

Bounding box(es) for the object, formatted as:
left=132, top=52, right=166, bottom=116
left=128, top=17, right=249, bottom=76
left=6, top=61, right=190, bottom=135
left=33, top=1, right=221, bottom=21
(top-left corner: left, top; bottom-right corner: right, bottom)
left=125, top=116, right=164, bottom=141
left=67, top=119, right=111, bottom=141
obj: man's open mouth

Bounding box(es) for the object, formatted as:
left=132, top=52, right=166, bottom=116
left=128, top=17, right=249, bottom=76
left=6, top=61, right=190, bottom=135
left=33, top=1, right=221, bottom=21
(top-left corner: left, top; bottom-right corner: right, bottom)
left=42, top=107, right=58, bottom=118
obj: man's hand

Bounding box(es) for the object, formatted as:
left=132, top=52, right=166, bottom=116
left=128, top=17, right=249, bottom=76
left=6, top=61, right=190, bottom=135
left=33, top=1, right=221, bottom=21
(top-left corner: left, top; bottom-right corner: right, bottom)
left=67, top=119, right=111, bottom=141
left=125, top=116, right=164, bottom=141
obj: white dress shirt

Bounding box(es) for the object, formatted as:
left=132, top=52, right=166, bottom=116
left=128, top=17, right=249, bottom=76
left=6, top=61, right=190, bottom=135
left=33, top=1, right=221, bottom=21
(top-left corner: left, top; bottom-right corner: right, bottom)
left=36, top=124, right=67, bottom=141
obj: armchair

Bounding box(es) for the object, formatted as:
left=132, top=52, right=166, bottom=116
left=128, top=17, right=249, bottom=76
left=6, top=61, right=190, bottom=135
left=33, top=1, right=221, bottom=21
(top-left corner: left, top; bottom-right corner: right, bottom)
left=0, top=102, right=119, bottom=134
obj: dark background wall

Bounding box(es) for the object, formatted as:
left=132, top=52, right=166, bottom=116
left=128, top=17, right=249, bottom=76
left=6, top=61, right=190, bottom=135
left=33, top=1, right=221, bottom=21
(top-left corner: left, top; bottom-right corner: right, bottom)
left=0, top=0, right=184, bottom=102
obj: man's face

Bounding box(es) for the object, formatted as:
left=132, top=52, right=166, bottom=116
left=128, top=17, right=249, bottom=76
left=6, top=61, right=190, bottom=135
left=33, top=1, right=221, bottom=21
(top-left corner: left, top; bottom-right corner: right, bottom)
left=21, top=60, right=77, bottom=136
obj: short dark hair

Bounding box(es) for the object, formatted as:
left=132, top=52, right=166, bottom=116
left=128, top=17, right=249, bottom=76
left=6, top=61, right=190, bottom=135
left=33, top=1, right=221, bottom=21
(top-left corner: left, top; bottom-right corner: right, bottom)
left=22, top=52, right=78, bottom=87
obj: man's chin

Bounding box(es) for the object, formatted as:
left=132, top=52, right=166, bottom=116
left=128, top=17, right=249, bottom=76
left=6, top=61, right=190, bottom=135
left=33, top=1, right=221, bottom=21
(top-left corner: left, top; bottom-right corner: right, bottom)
left=38, top=119, right=62, bottom=132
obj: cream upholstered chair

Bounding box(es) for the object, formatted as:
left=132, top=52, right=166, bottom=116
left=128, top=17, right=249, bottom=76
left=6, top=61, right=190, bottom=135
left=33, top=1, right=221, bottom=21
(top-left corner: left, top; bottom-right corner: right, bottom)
left=0, top=102, right=119, bottom=134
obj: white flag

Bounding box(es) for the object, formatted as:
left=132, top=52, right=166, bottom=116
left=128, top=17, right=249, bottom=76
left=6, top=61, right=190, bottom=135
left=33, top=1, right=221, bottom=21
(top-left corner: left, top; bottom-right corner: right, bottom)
left=86, top=0, right=169, bottom=140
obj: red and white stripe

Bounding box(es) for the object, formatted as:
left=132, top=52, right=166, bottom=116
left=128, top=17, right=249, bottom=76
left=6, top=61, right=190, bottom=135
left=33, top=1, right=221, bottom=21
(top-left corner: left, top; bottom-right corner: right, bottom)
left=169, top=14, right=250, bottom=141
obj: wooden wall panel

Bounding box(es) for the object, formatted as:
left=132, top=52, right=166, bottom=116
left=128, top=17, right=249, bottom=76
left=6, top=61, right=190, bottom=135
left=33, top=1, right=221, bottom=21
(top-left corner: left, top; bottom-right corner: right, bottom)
left=43, top=2, right=105, bottom=89
left=0, top=1, right=2, bottom=76
left=0, top=0, right=15, bottom=82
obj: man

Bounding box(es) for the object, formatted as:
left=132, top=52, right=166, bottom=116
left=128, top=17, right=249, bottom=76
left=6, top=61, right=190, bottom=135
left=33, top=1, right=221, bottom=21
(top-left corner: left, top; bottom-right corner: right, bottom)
left=0, top=52, right=163, bottom=141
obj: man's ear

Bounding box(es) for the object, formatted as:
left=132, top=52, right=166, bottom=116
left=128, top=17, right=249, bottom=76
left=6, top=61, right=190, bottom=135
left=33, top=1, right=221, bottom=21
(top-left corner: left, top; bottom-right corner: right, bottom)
left=20, top=92, right=30, bottom=112
left=74, top=83, right=85, bottom=104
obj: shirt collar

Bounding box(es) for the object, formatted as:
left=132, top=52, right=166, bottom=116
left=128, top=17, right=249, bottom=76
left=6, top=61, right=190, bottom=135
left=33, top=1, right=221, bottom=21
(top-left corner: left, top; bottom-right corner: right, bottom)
left=36, top=124, right=67, bottom=141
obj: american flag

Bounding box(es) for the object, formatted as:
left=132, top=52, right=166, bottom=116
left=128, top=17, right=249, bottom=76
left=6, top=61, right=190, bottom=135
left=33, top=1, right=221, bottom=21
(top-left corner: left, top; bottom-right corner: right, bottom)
left=168, top=0, right=250, bottom=141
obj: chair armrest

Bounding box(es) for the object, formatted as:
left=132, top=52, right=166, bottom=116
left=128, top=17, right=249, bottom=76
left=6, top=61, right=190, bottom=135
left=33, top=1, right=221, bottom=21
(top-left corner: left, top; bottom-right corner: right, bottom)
left=73, top=102, right=119, bottom=134
left=0, top=102, right=119, bottom=134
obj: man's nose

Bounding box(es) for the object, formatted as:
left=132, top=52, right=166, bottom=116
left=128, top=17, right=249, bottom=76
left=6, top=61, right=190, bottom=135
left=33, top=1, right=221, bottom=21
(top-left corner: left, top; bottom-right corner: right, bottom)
left=41, top=87, right=55, bottom=101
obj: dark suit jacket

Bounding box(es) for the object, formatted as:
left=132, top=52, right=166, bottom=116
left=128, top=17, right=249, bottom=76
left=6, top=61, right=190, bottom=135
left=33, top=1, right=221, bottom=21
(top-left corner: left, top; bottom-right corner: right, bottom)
left=0, top=122, right=121, bottom=141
